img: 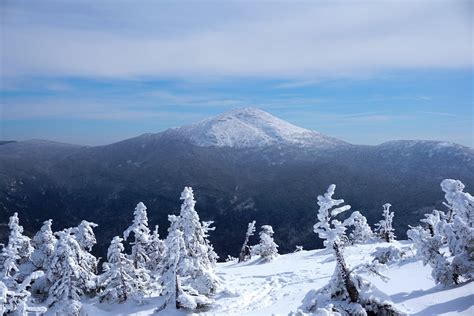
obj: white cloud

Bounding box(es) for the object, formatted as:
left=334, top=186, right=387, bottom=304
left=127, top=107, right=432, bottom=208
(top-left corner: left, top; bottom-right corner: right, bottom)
left=1, top=0, right=472, bottom=79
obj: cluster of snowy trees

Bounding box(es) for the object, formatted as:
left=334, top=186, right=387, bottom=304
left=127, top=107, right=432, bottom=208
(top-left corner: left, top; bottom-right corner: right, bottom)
left=303, top=184, right=400, bottom=315
left=408, top=179, right=473, bottom=286
left=302, top=178, right=473, bottom=315
left=236, top=221, right=279, bottom=263
left=0, top=186, right=219, bottom=315
left=1, top=178, right=471, bottom=315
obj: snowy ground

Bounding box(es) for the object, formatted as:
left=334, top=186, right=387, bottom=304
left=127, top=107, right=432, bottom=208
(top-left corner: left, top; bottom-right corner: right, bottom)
left=77, top=241, right=473, bottom=315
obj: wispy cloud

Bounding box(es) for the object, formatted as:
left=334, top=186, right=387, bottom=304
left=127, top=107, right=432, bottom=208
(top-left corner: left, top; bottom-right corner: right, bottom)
left=1, top=1, right=471, bottom=79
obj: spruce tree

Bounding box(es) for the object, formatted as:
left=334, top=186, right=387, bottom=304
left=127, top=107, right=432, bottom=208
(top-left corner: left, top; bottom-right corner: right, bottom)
left=375, top=203, right=396, bottom=242
left=251, top=225, right=279, bottom=261
left=31, top=220, right=57, bottom=270
left=98, top=236, right=150, bottom=304
left=124, top=202, right=151, bottom=269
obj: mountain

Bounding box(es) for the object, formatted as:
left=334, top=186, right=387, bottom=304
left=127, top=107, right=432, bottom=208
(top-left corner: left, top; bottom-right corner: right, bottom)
left=0, top=108, right=473, bottom=259
left=162, top=107, right=346, bottom=148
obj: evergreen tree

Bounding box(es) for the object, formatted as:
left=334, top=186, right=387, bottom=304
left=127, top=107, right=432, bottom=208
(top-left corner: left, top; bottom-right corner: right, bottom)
left=1, top=213, right=33, bottom=278
left=98, top=236, right=150, bottom=304
left=75, top=220, right=98, bottom=252
left=238, top=221, right=256, bottom=263
left=441, top=179, right=474, bottom=282
left=31, top=220, right=57, bottom=270
left=306, top=184, right=399, bottom=314
left=158, top=215, right=212, bottom=311
left=147, top=225, right=166, bottom=272
left=46, top=229, right=85, bottom=315
left=73, top=221, right=99, bottom=294
left=251, top=225, right=279, bottom=261
left=408, top=179, right=474, bottom=285
left=176, top=187, right=219, bottom=295
left=375, top=203, right=396, bottom=242
left=0, top=271, right=46, bottom=316
left=343, top=211, right=373, bottom=244
left=124, top=202, right=151, bottom=269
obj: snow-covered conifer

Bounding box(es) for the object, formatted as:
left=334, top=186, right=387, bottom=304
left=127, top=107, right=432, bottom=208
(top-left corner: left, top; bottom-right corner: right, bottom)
left=313, top=184, right=351, bottom=250
left=159, top=215, right=212, bottom=311
left=98, top=236, right=150, bottom=304
left=176, top=187, right=219, bottom=295
left=31, top=220, right=57, bottom=270
left=251, top=225, right=279, bottom=261
left=75, top=220, right=98, bottom=252
left=46, top=229, right=85, bottom=315
left=0, top=271, right=46, bottom=316
left=343, top=211, right=373, bottom=244
left=305, top=184, right=399, bottom=314
left=440, top=179, right=474, bottom=282
left=375, top=203, right=396, bottom=242
left=238, top=220, right=256, bottom=263
left=202, top=220, right=219, bottom=267
left=146, top=225, right=166, bottom=272
left=124, top=202, right=151, bottom=269
left=1, top=213, right=33, bottom=278
left=407, top=225, right=455, bottom=285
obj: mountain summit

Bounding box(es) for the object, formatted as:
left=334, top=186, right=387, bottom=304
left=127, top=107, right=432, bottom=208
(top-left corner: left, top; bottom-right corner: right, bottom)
left=165, top=107, right=346, bottom=148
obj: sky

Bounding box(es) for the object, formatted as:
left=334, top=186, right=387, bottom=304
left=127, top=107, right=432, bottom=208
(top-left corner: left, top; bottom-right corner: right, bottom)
left=0, top=0, right=473, bottom=146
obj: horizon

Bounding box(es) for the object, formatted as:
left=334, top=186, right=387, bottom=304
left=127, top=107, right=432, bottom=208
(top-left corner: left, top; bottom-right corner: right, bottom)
left=1, top=1, right=473, bottom=146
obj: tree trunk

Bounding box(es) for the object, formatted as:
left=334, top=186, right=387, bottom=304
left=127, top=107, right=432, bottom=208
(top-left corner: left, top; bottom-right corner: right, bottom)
left=333, top=242, right=359, bottom=303
left=238, top=237, right=250, bottom=263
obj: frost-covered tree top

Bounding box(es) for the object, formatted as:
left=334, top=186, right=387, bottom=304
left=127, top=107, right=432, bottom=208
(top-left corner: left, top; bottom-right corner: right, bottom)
left=313, top=184, right=351, bottom=248
left=375, top=203, right=396, bottom=242
left=2, top=212, right=33, bottom=272
left=75, top=220, right=98, bottom=251
left=252, top=225, right=279, bottom=261
left=343, top=211, right=373, bottom=244
left=124, top=202, right=151, bottom=269
left=32, top=219, right=57, bottom=269
left=124, top=202, right=150, bottom=243
left=441, top=179, right=474, bottom=225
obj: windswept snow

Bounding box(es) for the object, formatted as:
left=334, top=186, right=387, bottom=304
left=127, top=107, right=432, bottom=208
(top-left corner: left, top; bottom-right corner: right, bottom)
left=165, top=107, right=346, bottom=148
left=69, top=241, right=474, bottom=315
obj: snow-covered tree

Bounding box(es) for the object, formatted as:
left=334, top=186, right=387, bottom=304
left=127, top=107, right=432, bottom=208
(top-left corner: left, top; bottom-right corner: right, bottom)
left=46, top=229, right=85, bottom=315
left=313, top=184, right=351, bottom=250
left=1, top=213, right=33, bottom=279
left=158, top=215, right=211, bottom=311
left=407, top=224, right=455, bottom=285
left=124, top=202, right=151, bottom=269
left=31, top=220, right=57, bottom=270
left=202, top=220, right=219, bottom=267
left=0, top=271, right=46, bottom=316
left=375, top=203, right=396, bottom=242
left=440, top=179, right=474, bottom=282
left=238, top=220, right=256, bottom=263
left=146, top=225, right=166, bottom=272
left=251, top=225, right=279, bottom=261
left=98, top=236, right=150, bottom=304
left=408, top=179, right=474, bottom=286
left=343, top=211, right=373, bottom=244
left=75, top=220, right=98, bottom=252
left=176, top=187, right=219, bottom=295
left=305, top=184, right=399, bottom=314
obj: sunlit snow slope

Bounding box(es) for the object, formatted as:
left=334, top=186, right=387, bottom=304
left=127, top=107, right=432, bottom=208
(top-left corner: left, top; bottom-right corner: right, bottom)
left=80, top=241, right=474, bottom=316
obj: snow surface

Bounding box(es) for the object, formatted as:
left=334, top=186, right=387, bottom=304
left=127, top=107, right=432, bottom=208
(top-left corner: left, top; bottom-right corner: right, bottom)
left=63, top=241, right=473, bottom=315
left=165, top=107, right=346, bottom=148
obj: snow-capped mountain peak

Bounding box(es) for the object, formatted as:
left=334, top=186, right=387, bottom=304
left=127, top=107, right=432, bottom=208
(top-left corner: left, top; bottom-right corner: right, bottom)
left=166, top=107, right=346, bottom=148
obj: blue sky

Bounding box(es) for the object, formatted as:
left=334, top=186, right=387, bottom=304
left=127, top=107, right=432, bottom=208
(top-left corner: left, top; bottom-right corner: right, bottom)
left=1, top=1, right=472, bottom=146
